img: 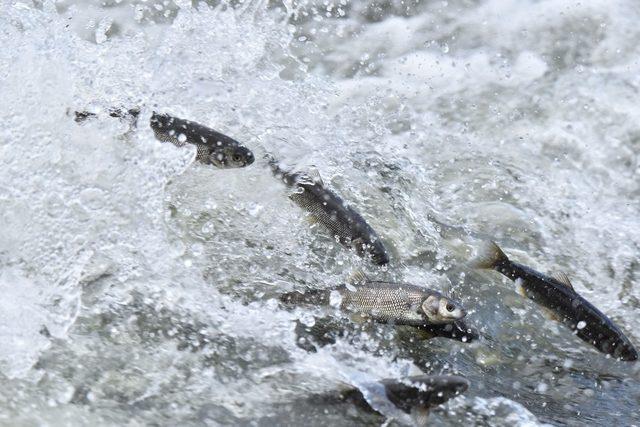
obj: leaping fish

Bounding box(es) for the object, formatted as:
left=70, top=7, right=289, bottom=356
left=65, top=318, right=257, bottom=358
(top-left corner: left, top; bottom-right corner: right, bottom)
left=268, top=156, right=389, bottom=265
left=471, top=241, right=638, bottom=361
left=72, top=108, right=255, bottom=169
left=281, top=271, right=466, bottom=327
left=149, top=112, right=255, bottom=168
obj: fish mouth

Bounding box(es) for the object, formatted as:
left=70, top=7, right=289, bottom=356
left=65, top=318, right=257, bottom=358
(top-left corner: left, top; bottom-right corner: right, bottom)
left=367, top=241, right=389, bottom=265
left=613, top=343, right=638, bottom=361
left=244, top=151, right=255, bottom=165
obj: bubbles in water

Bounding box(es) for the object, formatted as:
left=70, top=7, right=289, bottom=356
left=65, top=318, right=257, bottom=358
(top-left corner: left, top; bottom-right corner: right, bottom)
left=299, top=312, right=316, bottom=327
left=329, top=290, right=343, bottom=308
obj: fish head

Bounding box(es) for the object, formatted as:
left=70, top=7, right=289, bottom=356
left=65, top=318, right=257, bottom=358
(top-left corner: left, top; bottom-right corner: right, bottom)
left=615, top=344, right=638, bottom=361
left=609, top=339, right=639, bottom=361
left=369, top=239, right=389, bottom=265
left=209, top=145, right=255, bottom=168
left=352, top=237, right=389, bottom=265
left=421, top=293, right=467, bottom=324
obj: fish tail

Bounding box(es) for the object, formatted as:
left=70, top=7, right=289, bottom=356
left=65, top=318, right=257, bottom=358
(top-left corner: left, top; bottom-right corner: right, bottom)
left=264, top=153, right=282, bottom=173
left=280, top=289, right=330, bottom=306
left=265, top=153, right=299, bottom=186
left=469, top=240, right=509, bottom=269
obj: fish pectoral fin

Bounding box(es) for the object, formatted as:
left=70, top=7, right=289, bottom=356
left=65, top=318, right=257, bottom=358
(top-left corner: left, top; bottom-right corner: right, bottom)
left=350, top=312, right=369, bottom=324
left=552, top=272, right=574, bottom=290
left=413, top=327, right=435, bottom=340
left=351, top=237, right=367, bottom=255
left=541, top=307, right=561, bottom=322
left=304, top=215, right=320, bottom=226
left=347, top=269, right=369, bottom=286
left=515, top=278, right=527, bottom=297
left=288, top=191, right=312, bottom=209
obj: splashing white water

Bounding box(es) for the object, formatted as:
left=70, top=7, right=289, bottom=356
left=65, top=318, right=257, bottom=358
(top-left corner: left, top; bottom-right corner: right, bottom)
left=2, top=0, right=640, bottom=425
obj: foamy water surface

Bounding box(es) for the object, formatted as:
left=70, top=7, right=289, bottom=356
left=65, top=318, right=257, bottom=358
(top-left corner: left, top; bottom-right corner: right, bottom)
left=1, top=0, right=639, bottom=425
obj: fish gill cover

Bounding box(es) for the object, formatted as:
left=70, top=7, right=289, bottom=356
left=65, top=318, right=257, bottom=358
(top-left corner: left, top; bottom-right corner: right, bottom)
left=0, top=0, right=639, bottom=425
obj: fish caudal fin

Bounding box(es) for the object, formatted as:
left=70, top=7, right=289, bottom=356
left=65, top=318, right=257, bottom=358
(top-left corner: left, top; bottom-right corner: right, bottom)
left=469, top=240, right=509, bottom=269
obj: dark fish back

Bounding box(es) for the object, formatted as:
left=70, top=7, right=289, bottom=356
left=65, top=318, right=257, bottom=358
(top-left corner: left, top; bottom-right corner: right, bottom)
left=150, top=113, right=240, bottom=149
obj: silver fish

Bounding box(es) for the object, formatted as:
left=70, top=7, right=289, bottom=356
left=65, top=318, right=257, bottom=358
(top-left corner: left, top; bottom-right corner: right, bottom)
left=281, top=271, right=466, bottom=326
left=268, top=155, right=389, bottom=265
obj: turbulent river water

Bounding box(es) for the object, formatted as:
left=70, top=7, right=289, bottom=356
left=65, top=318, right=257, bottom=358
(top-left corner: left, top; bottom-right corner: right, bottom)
left=1, top=0, right=640, bottom=425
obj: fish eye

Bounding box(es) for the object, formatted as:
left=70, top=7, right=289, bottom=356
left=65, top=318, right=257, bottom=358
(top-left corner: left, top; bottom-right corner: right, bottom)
left=446, top=302, right=455, bottom=312
left=232, top=154, right=243, bottom=162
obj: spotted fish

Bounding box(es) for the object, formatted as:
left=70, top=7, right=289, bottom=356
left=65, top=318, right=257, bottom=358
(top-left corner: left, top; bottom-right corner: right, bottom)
left=149, top=112, right=254, bottom=168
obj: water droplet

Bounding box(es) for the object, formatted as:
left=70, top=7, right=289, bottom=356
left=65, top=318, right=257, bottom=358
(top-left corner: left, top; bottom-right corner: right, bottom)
left=577, top=321, right=587, bottom=330
left=299, top=312, right=315, bottom=327
left=329, top=290, right=343, bottom=308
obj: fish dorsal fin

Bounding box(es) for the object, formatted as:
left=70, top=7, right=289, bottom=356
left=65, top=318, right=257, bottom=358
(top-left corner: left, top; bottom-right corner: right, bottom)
left=552, top=272, right=574, bottom=290
left=307, top=167, right=324, bottom=186
left=347, top=269, right=369, bottom=286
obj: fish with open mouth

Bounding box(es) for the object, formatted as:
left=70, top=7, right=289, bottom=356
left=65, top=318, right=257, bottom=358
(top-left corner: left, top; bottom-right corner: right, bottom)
left=149, top=112, right=254, bottom=168
left=471, top=240, right=638, bottom=361
left=281, top=271, right=467, bottom=327
left=268, top=155, right=389, bottom=265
